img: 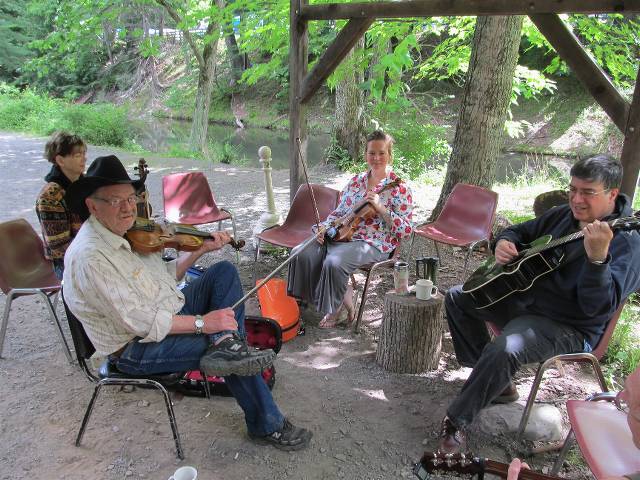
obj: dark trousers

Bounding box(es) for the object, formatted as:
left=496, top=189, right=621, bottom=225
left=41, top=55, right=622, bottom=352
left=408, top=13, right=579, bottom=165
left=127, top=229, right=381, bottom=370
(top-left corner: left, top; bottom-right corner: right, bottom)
left=114, top=261, right=284, bottom=436
left=445, top=284, right=587, bottom=427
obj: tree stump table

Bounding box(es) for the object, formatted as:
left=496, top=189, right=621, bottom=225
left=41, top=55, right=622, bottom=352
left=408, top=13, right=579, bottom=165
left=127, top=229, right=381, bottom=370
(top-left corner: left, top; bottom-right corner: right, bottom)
left=376, top=291, right=443, bottom=373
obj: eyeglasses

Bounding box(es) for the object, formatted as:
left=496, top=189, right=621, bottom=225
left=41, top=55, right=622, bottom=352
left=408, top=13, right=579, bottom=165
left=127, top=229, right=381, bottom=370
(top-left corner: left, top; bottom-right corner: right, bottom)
left=92, top=194, right=140, bottom=208
left=615, top=390, right=629, bottom=414
left=567, top=186, right=610, bottom=198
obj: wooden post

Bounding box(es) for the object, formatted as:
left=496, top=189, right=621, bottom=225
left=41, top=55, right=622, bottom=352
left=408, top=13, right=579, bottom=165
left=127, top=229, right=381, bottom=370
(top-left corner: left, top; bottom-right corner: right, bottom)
left=376, top=292, right=443, bottom=373
left=620, top=67, right=640, bottom=200
left=289, top=0, right=309, bottom=204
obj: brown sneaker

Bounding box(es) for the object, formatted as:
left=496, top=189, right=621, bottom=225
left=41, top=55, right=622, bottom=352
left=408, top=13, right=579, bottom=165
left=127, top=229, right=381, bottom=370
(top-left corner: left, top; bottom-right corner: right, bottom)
left=438, top=416, right=466, bottom=455
left=491, top=382, right=520, bottom=404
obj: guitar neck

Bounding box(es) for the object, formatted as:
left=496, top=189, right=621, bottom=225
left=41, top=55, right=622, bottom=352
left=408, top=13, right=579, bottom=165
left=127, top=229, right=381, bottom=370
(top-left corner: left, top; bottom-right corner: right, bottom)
left=484, top=459, right=563, bottom=480
left=522, top=215, right=634, bottom=258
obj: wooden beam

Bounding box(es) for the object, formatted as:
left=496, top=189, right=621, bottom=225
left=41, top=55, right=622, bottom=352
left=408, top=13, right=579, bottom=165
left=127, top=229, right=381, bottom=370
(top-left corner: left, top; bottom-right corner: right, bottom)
left=300, top=18, right=373, bottom=104
left=289, top=0, right=309, bottom=201
left=300, top=1, right=640, bottom=20
left=620, top=67, right=640, bottom=199
left=530, top=14, right=630, bottom=133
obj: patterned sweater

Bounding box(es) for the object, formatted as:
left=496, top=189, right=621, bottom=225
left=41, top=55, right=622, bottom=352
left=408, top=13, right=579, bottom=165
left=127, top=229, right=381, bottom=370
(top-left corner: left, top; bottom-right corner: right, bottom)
left=35, top=165, right=83, bottom=261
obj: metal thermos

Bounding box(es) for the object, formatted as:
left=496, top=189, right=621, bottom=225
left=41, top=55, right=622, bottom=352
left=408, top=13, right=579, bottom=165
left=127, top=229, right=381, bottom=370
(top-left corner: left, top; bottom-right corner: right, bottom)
left=393, top=261, right=409, bottom=295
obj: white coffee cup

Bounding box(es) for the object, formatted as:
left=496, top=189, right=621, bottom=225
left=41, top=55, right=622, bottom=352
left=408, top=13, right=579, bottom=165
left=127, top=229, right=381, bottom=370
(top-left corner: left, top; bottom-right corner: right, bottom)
left=415, top=279, right=438, bottom=300
left=169, top=466, right=197, bottom=480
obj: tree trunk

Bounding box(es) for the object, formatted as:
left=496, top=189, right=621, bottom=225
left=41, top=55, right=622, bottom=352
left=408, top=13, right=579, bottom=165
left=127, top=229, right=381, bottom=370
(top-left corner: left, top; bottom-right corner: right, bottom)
left=376, top=292, right=443, bottom=373
left=334, top=37, right=366, bottom=162
left=189, top=22, right=220, bottom=153
left=216, top=0, right=245, bottom=87
left=431, top=16, right=524, bottom=219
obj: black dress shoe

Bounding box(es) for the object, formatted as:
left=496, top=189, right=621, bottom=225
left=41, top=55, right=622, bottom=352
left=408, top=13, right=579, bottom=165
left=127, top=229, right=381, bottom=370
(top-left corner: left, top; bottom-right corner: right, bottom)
left=438, top=416, right=466, bottom=455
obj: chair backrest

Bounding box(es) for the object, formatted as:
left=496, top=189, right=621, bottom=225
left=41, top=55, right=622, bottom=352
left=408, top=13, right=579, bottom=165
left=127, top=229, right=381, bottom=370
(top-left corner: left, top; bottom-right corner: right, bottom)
left=62, top=295, right=96, bottom=361
left=0, top=218, right=60, bottom=294
left=592, top=302, right=626, bottom=359
left=162, top=172, right=222, bottom=223
left=533, top=189, right=569, bottom=217
left=436, top=183, right=498, bottom=241
left=281, top=183, right=340, bottom=230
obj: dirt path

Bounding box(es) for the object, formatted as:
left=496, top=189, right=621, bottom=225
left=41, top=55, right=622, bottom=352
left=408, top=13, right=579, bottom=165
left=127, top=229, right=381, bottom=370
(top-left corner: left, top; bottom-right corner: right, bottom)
left=0, top=132, right=597, bottom=480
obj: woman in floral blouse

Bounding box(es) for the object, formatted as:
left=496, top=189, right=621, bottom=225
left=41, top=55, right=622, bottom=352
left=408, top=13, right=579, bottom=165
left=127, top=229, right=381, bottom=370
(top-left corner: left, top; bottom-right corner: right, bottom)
left=287, top=130, right=413, bottom=328
left=35, top=132, right=87, bottom=279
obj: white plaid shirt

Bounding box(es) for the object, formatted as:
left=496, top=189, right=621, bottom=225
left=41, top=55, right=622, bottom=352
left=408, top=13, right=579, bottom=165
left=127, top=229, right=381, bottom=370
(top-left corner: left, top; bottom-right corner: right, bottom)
left=63, top=216, right=184, bottom=356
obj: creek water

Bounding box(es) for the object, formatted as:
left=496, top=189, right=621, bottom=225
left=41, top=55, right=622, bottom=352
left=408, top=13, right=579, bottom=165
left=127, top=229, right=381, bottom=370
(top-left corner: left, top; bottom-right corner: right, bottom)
left=134, top=118, right=573, bottom=182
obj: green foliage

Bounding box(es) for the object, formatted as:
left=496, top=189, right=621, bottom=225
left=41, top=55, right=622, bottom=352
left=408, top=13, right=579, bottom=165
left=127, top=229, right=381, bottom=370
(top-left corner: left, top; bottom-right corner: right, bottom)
left=209, top=138, right=242, bottom=164
left=386, top=119, right=451, bottom=179
left=0, top=87, right=135, bottom=147
left=522, top=15, right=640, bottom=87
left=58, top=104, right=132, bottom=146
left=324, top=139, right=364, bottom=172
left=602, top=295, right=640, bottom=388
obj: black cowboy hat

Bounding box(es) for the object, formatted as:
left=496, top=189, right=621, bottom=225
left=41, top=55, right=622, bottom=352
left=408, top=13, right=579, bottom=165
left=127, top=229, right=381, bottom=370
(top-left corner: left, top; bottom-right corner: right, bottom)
left=65, top=155, right=144, bottom=220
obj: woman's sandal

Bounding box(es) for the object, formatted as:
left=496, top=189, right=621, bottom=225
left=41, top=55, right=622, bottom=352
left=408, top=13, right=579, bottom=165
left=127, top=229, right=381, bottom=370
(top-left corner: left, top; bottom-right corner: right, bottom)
left=319, top=305, right=349, bottom=328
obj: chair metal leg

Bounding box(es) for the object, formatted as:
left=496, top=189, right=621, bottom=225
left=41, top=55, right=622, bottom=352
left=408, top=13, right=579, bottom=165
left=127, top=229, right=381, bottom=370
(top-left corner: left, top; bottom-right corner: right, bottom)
left=353, top=270, right=374, bottom=334
left=433, top=240, right=443, bottom=267
left=77, top=378, right=184, bottom=459
left=0, top=291, right=15, bottom=358
left=222, top=209, right=237, bottom=241
left=407, top=232, right=416, bottom=261
left=589, top=357, right=609, bottom=392
left=517, top=360, right=549, bottom=438
left=39, top=290, right=73, bottom=364
left=150, top=380, right=184, bottom=459
left=76, top=382, right=104, bottom=447
left=552, top=429, right=575, bottom=475
left=253, top=238, right=262, bottom=286
left=200, top=370, right=211, bottom=399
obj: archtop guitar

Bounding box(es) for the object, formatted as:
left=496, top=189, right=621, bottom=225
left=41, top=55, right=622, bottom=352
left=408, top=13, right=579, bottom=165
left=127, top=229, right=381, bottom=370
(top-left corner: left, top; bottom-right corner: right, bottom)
left=461, top=212, right=640, bottom=309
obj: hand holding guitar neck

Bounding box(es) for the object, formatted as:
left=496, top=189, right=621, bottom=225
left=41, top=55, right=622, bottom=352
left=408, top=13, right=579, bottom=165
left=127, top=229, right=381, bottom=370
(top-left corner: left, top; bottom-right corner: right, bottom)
left=414, top=451, right=563, bottom=480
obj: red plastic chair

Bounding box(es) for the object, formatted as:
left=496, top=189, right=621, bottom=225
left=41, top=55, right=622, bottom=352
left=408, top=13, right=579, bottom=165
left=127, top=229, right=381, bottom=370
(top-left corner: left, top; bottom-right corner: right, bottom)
left=0, top=219, right=73, bottom=363
left=552, top=392, right=640, bottom=478
left=253, top=184, right=339, bottom=278
left=410, top=183, right=498, bottom=277
left=486, top=302, right=625, bottom=438
left=162, top=171, right=236, bottom=238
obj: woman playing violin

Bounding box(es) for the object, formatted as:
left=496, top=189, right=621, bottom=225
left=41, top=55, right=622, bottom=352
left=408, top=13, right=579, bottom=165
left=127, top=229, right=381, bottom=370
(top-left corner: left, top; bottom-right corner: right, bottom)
left=287, top=130, right=414, bottom=328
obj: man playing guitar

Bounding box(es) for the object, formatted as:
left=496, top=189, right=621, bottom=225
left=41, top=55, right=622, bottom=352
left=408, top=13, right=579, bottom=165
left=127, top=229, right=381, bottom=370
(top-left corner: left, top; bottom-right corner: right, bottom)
left=439, top=154, right=640, bottom=454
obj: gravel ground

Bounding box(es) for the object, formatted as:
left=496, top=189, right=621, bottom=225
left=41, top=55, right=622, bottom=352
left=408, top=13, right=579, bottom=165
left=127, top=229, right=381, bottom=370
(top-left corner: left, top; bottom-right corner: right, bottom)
left=0, top=131, right=597, bottom=480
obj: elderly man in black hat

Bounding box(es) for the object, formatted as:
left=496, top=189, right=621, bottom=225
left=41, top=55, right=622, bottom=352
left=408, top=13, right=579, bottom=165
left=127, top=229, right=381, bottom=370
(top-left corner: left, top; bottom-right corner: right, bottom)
left=63, top=155, right=312, bottom=450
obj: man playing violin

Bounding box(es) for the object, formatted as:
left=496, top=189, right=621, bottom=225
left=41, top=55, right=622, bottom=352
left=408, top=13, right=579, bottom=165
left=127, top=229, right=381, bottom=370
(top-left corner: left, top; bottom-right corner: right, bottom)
left=438, top=154, right=640, bottom=454
left=287, top=130, right=413, bottom=328
left=63, top=155, right=312, bottom=450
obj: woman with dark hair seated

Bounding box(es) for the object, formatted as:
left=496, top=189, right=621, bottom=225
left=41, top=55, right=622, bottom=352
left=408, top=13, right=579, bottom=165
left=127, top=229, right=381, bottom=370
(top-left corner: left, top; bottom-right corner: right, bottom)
left=35, top=131, right=87, bottom=279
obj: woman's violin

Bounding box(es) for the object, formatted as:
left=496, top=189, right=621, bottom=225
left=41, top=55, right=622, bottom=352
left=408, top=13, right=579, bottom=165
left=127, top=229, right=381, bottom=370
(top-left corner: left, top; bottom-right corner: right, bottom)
left=327, top=178, right=402, bottom=242
left=125, top=218, right=245, bottom=254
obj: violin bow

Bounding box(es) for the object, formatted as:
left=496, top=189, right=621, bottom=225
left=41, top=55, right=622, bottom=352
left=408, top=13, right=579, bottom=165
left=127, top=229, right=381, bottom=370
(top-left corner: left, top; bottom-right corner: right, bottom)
left=296, top=137, right=322, bottom=229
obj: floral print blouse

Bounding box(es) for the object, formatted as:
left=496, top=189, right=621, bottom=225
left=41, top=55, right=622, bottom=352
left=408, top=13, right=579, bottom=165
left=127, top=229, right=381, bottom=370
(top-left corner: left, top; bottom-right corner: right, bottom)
left=319, top=170, right=413, bottom=254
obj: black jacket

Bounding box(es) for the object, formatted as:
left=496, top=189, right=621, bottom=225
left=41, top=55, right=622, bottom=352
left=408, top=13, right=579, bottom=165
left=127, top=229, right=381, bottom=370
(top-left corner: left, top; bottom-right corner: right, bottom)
left=495, top=193, right=640, bottom=347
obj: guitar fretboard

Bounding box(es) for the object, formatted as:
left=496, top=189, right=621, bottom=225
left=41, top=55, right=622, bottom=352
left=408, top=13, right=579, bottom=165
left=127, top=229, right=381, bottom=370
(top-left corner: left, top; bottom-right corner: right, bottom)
left=520, top=215, right=637, bottom=259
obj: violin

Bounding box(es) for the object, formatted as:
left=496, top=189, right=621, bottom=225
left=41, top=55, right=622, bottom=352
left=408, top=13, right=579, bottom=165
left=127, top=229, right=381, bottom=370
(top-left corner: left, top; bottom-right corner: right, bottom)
left=327, top=178, right=402, bottom=242
left=134, top=158, right=152, bottom=219
left=125, top=218, right=245, bottom=254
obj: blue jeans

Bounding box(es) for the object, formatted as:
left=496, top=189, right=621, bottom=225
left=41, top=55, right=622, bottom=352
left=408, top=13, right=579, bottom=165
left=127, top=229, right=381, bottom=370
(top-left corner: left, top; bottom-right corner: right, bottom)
left=113, top=261, right=284, bottom=437
left=445, top=284, right=587, bottom=427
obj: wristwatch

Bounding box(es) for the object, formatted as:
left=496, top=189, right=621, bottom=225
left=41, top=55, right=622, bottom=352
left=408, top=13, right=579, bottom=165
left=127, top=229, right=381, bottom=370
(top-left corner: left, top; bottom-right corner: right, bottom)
left=194, top=315, right=204, bottom=335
